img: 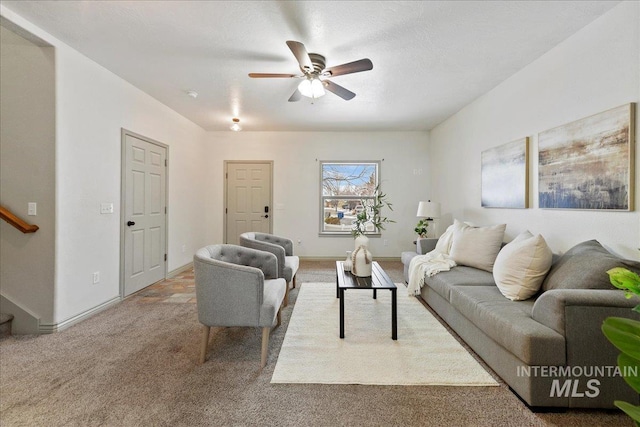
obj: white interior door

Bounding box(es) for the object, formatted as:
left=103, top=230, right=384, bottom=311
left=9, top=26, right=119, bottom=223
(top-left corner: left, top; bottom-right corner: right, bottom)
left=225, top=161, right=272, bottom=244
left=123, top=133, right=167, bottom=296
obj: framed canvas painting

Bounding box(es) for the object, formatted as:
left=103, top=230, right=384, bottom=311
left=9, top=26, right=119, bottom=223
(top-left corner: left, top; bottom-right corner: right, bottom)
left=481, top=137, right=529, bottom=208
left=538, top=103, right=635, bottom=210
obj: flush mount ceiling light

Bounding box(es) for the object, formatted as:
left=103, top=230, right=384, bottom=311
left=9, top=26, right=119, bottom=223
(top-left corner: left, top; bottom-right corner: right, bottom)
left=230, top=118, right=241, bottom=131
left=186, top=90, right=198, bottom=98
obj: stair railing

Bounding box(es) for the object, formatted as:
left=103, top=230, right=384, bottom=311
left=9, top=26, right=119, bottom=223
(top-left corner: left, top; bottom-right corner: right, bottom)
left=0, top=205, right=39, bottom=233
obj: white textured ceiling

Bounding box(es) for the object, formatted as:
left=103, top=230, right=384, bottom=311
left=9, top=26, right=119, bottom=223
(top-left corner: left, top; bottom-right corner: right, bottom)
left=1, top=1, right=620, bottom=131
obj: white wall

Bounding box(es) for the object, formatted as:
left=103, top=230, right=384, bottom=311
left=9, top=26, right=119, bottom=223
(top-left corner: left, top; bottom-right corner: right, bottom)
left=206, top=131, right=430, bottom=258
left=1, top=7, right=210, bottom=327
left=429, top=1, right=640, bottom=260
left=0, top=25, right=56, bottom=323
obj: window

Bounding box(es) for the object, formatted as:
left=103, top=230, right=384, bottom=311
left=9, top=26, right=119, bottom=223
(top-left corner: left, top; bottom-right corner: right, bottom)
left=319, top=161, right=380, bottom=236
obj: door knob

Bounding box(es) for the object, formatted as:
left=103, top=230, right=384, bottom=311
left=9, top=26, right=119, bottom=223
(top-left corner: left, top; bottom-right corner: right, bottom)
left=127, top=221, right=136, bottom=226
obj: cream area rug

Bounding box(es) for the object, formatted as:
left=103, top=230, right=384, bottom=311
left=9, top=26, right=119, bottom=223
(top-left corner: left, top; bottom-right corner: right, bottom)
left=271, top=282, right=498, bottom=386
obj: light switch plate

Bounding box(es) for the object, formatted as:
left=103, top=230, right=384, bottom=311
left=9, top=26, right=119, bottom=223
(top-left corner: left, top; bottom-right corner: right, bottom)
left=27, top=202, right=37, bottom=216
left=100, top=203, right=114, bottom=214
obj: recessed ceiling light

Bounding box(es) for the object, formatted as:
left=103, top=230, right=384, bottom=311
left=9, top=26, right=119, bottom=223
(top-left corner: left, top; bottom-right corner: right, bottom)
left=187, top=90, right=198, bottom=98
left=230, top=118, right=242, bottom=132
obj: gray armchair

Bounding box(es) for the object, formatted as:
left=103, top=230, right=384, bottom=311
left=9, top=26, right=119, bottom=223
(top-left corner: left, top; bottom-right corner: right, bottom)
left=194, top=244, right=286, bottom=368
left=239, top=232, right=299, bottom=306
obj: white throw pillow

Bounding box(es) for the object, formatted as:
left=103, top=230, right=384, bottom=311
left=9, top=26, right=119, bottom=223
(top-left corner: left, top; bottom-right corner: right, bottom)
left=433, top=224, right=455, bottom=255
left=493, top=231, right=553, bottom=301
left=449, top=219, right=506, bottom=272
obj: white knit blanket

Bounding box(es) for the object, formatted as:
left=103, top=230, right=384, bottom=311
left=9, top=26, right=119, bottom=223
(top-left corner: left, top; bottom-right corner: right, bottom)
left=407, top=252, right=457, bottom=296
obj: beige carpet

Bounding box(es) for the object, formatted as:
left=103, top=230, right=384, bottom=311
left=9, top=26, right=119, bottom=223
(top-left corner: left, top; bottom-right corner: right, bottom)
left=272, top=282, right=499, bottom=386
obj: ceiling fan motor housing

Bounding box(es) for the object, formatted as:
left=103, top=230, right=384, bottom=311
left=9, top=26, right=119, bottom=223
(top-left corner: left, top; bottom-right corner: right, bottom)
left=305, top=53, right=326, bottom=75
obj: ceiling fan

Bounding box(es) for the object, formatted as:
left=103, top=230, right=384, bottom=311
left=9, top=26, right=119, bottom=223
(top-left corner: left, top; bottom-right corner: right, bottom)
left=248, top=40, right=373, bottom=102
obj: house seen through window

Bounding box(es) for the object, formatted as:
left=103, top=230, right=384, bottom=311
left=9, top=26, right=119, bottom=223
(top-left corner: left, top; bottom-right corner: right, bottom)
left=320, top=161, right=380, bottom=235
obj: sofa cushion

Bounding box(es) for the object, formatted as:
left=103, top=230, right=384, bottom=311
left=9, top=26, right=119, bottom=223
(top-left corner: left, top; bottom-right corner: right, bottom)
left=542, top=240, right=640, bottom=291
left=425, top=266, right=496, bottom=302
left=449, top=220, right=506, bottom=272
left=494, top=231, right=553, bottom=301
left=449, top=285, right=565, bottom=366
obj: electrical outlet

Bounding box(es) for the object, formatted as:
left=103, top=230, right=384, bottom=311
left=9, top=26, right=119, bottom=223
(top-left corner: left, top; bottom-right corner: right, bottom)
left=28, top=202, right=37, bottom=216
left=181, top=244, right=186, bottom=253
left=297, top=239, right=302, bottom=245
left=92, top=272, right=100, bottom=284
left=384, top=239, right=389, bottom=246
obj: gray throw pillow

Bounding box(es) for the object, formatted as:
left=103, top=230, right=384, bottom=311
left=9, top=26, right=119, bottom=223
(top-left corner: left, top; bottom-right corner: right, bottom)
left=542, top=240, right=640, bottom=291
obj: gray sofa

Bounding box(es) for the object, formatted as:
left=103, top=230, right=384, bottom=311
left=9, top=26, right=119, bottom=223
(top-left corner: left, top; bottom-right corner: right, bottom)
left=402, top=238, right=640, bottom=409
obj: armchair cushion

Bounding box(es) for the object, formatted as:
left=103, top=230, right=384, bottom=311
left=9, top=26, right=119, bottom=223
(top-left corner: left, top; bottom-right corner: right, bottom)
left=260, top=278, right=287, bottom=326
left=284, top=256, right=300, bottom=283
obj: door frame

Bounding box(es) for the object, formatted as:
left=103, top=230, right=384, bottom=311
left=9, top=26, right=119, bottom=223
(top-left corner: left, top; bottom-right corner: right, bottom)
left=223, top=160, right=274, bottom=243
left=119, top=128, right=170, bottom=298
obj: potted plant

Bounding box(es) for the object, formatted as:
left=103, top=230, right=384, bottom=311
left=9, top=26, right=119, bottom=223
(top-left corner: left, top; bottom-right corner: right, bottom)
left=602, top=267, right=640, bottom=424
left=414, top=219, right=429, bottom=238
left=350, top=185, right=394, bottom=277
left=351, top=185, right=394, bottom=238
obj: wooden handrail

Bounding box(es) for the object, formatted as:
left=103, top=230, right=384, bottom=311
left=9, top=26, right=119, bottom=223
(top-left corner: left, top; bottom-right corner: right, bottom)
left=0, top=206, right=39, bottom=233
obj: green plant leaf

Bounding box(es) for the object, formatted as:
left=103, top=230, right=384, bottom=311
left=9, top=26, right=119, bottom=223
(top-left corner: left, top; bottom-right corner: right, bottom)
left=602, top=317, right=640, bottom=360
left=614, top=400, right=640, bottom=423
left=608, top=267, right=640, bottom=300
left=618, top=352, right=640, bottom=394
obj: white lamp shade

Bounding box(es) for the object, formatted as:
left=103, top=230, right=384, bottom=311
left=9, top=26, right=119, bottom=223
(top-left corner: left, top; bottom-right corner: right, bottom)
left=416, top=201, right=440, bottom=219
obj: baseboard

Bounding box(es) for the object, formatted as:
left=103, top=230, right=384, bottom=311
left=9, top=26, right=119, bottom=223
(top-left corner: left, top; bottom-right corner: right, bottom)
left=168, top=262, right=193, bottom=278
left=300, top=256, right=401, bottom=262
left=0, top=294, right=40, bottom=335
left=39, top=296, right=121, bottom=334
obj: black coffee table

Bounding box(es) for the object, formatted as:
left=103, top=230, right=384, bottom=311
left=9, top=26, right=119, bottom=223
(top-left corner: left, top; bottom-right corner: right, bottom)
left=335, top=261, right=397, bottom=340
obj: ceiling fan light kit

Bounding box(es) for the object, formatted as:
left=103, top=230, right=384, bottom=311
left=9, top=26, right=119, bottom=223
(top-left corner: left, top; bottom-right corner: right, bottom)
left=249, top=40, right=373, bottom=102
left=298, top=77, right=325, bottom=99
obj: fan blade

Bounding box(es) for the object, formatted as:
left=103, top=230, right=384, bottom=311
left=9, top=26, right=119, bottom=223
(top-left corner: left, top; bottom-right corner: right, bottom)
left=325, top=58, right=373, bottom=77
left=248, top=73, right=298, bottom=78
left=324, top=80, right=356, bottom=100
left=288, top=89, right=302, bottom=102
left=286, top=40, right=313, bottom=72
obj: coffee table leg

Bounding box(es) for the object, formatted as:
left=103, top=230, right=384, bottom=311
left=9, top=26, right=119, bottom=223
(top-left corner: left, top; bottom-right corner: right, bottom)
left=373, top=289, right=377, bottom=299
left=339, top=288, right=345, bottom=339
left=391, top=288, right=397, bottom=340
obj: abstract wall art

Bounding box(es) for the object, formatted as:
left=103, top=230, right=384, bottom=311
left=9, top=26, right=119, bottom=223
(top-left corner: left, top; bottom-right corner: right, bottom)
left=538, top=103, right=635, bottom=210
left=481, top=137, right=529, bottom=208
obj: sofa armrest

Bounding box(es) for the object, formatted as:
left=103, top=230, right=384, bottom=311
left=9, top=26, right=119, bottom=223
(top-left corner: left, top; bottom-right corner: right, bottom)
left=417, top=238, right=438, bottom=255
left=532, top=289, right=638, bottom=335
left=532, top=289, right=640, bottom=407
